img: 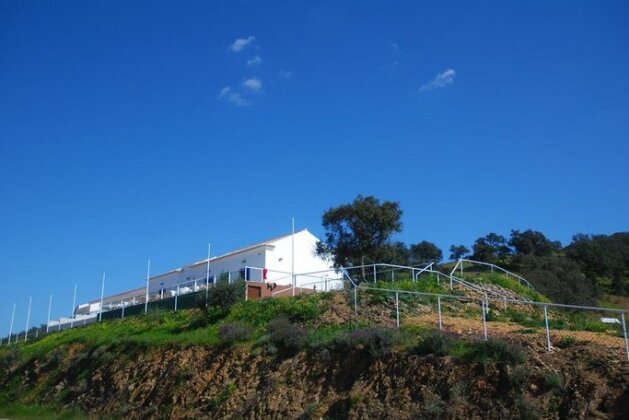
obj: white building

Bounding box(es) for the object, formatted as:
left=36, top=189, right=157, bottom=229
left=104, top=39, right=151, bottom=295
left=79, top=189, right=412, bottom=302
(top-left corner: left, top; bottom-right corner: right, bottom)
left=73, top=229, right=342, bottom=317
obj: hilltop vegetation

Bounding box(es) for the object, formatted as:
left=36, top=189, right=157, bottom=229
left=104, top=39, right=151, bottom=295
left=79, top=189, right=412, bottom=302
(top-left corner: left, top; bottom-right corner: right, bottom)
left=315, top=195, right=629, bottom=306
left=1, top=279, right=628, bottom=419
left=2, top=195, right=628, bottom=418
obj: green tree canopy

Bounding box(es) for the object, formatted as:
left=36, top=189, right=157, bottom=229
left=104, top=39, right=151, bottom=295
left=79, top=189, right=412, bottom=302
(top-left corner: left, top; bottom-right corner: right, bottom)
left=471, top=232, right=511, bottom=263
left=409, top=241, right=443, bottom=265
left=449, top=244, right=470, bottom=260
left=316, top=195, right=403, bottom=273
left=509, top=229, right=561, bottom=257
left=565, top=232, right=629, bottom=295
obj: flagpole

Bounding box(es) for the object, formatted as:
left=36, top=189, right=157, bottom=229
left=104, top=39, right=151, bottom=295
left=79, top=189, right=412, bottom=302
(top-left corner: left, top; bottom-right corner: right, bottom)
left=99, top=272, right=106, bottom=321
left=70, top=284, right=77, bottom=328
left=292, top=217, right=295, bottom=296
left=46, top=295, right=52, bottom=333
left=205, top=242, right=211, bottom=306
left=144, top=259, right=151, bottom=314
left=24, top=296, right=32, bottom=342
left=8, top=303, right=15, bottom=345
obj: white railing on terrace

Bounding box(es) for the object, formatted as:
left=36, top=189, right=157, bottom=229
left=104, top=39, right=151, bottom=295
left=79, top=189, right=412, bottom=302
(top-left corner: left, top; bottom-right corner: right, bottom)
left=451, top=259, right=534, bottom=289
left=339, top=263, right=509, bottom=301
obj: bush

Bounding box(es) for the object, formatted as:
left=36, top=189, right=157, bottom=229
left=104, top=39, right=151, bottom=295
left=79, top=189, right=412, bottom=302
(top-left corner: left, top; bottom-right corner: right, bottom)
left=334, top=326, right=397, bottom=358
left=543, top=372, right=563, bottom=392
left=508, top=365, right=530, bottom=389
left=207, top=280, right=246, bottom=312
left=219, top=322, right=253, bottom=345
left=266, top=317, right=307, bottom=353
left=413, top=331, right=456, bottom=357
left=554, top=335, right=576, bottom=349
left=228, top=295, right=321, bottom=327
left=462, top=339, right=523, bottom=365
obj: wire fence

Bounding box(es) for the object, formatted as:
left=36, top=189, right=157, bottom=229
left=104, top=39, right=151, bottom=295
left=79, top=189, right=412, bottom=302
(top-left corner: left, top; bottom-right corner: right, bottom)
left=350, top=282, right=629, bottom=362
left=3, top=263, right=628, bottom=363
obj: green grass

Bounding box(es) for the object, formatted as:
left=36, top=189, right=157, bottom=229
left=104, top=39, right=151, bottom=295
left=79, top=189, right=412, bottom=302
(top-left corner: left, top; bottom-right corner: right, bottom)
left=306, top=323, right=367, bottom=347
left=465, top=272, right=550, bottom=302
left=227, top=293, right=327, bottom=328
left=364, top=277, right=453, bottom=306
left=9, top=291, right=333, bottom=364
left=0, top=402, right=87, bottom=420
left=14, top=310, right=221, bottom=363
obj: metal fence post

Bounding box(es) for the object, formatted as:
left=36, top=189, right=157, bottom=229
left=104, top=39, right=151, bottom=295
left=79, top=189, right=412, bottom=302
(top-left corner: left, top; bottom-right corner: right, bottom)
left=481, top=296, right=488, bottom=340
left=544, top=305, right=551, bottom=352
left=205, top=277, right=209, bottom=308
left=353, top=287, right=357, bottom=314
left=25, top=296, right=32, bottom=343
left=437, top=296, right=443, bottom=331
left=175, top=285, right=179, bottom=311
left=373, top=265, right=377, bottom=283
left=121, top=300, right=125, bottom=319
left=621, top=313, right=629, bottom=363
left=395, top=292, right=400, bottom=328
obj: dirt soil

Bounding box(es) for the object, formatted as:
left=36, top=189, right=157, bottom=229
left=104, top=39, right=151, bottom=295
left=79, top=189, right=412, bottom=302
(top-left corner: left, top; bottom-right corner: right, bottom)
left=2, top=291, right=629, bottom=419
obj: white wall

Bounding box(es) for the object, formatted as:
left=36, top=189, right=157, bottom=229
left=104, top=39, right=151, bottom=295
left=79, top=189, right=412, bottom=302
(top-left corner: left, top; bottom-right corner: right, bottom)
left=149, top=246, right=268, bottom=293
left=264, top=230, right=343, bottom=288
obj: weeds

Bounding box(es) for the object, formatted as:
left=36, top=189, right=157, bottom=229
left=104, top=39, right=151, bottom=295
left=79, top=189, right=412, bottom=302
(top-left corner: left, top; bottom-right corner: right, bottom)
left=266, top=317, right=308, bottom=353
left=334, top=326, right=397, bottom=358
left=554, top=336, right=576, bottom=349
left=219, top=322, right=253, bottom=345
left=460, top=339, right=524, bottom=365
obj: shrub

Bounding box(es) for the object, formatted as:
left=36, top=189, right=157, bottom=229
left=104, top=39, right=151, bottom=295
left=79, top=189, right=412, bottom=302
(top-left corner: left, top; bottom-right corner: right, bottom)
left=413, top=331, right=456, bottom=357
left=462, top=339, right=524, bottom=365
left=143, top=308, right=167, bottom=323
left=266, top=317, right=307, bottom=353
left=228, top=295, right=321, bottom=327
left=543, top=372, right=564, bottom=393
left=335, top=326, right=397, bottom=358
left=508, top=365, right=530, bottom=389
left=207, top=280, right=246, bottom=312
left=219, top=322, right=253, bottom=345
left=554, top=335, right=576, bottom=349
left=186, top=307, right=224, bottom=330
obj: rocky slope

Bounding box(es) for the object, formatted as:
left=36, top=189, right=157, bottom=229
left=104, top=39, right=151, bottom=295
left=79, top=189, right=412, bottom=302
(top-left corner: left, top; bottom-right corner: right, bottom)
left=1, top=290, right=628, bottom=419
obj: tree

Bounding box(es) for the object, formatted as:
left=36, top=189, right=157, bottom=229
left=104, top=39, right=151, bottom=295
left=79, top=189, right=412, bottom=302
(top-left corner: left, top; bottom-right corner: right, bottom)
left=509, top=229, right=561, bottom=257
left=377, top=241, right=411, bottom=266
left=409, top=241, right=443, bottom=265
left=471, top=233, right=511, bottom=263
left=566, top=232, right=629, bottom=296
left=519, top=255, right=599, bottom=305
left=449, top=245, right=470, bottom=260
left=316, top=195, right=403, bottom=278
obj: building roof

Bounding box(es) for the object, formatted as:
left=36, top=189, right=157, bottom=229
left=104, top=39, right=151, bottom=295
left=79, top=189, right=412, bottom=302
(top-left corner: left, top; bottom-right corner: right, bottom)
left=188, top=228, right=311, bottom=268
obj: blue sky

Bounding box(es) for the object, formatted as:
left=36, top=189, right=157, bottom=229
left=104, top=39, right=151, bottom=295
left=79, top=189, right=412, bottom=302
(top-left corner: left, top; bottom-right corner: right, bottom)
left=1, top=1, right=628, bottom=336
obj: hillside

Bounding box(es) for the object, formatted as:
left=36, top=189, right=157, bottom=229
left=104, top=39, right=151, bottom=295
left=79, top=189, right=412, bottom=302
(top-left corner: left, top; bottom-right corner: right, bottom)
left=1, top=278, right=628, bottom=419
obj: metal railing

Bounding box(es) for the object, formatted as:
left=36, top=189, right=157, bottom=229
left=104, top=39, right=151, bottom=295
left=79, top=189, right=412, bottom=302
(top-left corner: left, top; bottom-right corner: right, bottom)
left=451, top=259, right=534, bottom=289
left=5, top=263, right=628, bottom=364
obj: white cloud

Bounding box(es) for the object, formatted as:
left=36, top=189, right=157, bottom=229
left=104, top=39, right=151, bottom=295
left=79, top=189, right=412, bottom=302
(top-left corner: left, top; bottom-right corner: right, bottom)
left=242, top=77, right=263, bottom=93
left=246, top=55, right=263, bottom=67
left=419, top=69, right=456, bottom=93
left=217, top=86, right=249, bottom=106
left=229, top=36, right=255, bottom=52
